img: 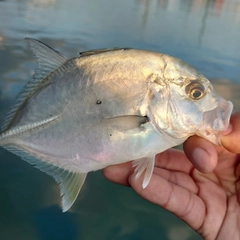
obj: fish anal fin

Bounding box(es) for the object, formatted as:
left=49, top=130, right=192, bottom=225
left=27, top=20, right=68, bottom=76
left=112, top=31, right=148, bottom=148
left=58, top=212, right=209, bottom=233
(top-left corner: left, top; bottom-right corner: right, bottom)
left=3, top=145, right=87, bottom=212
left=132, top=156, right=155, bottom=188
left=59, top=171, right=87, bottom=212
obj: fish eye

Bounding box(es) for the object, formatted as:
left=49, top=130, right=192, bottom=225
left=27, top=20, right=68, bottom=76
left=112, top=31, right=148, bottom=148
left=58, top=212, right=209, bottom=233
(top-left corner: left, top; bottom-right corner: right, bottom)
left=186, top=82, right=205, bottom=100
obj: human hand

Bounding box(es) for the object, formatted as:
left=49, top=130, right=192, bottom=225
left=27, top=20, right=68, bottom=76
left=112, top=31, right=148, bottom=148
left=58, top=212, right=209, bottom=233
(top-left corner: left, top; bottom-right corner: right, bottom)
left=103, top=112, right=240, bottom=240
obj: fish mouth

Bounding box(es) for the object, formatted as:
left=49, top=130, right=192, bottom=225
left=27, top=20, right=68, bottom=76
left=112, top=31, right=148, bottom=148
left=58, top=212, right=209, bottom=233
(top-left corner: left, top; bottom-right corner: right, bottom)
left=197, top=97, right=233, bottom=145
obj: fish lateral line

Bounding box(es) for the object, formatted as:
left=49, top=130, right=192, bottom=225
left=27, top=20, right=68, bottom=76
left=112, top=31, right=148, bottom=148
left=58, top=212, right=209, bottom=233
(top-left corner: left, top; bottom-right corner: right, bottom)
left=0, top=115, right=59, bottom=145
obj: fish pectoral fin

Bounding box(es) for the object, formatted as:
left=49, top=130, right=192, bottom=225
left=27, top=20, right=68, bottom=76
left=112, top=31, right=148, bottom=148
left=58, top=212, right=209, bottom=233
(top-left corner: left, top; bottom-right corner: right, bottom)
left=3, top=145, right=87, bottom=212
left=132, top=156, right=155, bottom=188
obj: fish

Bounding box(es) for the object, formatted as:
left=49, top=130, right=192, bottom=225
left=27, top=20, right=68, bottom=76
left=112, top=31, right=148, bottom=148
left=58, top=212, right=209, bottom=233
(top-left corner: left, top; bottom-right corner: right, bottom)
left=0, top=38, right=233, bottom=212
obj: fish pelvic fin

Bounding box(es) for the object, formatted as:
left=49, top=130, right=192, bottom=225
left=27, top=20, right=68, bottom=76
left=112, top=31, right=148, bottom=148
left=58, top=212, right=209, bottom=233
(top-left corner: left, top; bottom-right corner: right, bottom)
left=1, top=38, right=68, bottom=132
left=2, top=144, right=87, bottom=212
left=132, top=156, right=155, bottom=188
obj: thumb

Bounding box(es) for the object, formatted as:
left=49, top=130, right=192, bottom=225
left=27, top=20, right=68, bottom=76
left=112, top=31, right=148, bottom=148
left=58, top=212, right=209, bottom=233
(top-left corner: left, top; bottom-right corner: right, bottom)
left=183, top=136, right=218, bottom=173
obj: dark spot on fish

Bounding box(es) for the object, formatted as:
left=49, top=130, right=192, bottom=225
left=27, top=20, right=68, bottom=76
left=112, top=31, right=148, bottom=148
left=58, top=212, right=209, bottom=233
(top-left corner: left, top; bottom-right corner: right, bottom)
left=96, top=100, right=102, bottom=105
left=50, top=114, right=52, bottom=117
left=110, top=134, right=112, bottom=136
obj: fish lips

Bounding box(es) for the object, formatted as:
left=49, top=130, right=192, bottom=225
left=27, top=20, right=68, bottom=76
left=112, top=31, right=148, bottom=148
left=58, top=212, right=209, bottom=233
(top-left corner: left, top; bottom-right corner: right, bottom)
left=197, top=97, right=233, bottom=145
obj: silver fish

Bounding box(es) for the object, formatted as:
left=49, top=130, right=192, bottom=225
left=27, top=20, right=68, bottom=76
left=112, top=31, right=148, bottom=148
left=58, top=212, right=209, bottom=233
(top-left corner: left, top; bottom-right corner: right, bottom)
left=0, top=39, right=233, bottom=212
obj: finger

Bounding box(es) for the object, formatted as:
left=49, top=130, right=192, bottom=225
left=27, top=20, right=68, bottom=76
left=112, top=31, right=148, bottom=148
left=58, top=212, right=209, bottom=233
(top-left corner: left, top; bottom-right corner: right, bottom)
left=183, top=136, right=218, bottom=173
left=128, top=172, right=205, bottom=230
left=221, top=112, right=240, bottom=154
left=235, top=163, right=240, bottom=202
left=153, top=167, right=198, bottom=193
left=102, top=162, right=134, bottom=186
left=154, top=149, right=193, bottom=174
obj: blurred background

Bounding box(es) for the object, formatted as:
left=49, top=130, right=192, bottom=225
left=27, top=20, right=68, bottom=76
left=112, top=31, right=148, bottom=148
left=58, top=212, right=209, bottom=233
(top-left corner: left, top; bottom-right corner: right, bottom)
left=0, top=0, right=240, bottom=239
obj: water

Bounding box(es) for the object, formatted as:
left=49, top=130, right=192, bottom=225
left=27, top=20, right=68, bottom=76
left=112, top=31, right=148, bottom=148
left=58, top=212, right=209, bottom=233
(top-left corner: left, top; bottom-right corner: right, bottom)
left=0, top=0, right=240, bottom=239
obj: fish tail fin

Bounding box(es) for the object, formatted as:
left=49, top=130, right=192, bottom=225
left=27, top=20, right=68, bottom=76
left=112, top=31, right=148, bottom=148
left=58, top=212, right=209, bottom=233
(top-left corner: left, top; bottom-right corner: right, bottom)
left=1, top=144, right=87, bottom=212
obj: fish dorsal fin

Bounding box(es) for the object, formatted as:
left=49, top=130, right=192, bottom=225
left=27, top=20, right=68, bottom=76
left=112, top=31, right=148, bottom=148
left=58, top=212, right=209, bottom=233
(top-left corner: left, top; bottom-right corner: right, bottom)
left=1, top=39, right=68, bottom=132
left=25, top=38, right=68, bottom=79
left=132, top=156, right=155, bottom=188
left=79, top=47, right=129, bottom=57
left=3, top=145, right=87, bottom=212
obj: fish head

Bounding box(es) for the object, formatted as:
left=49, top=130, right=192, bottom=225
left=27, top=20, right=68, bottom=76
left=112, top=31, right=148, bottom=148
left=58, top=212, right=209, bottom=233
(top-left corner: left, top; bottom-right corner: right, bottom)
left=147, top=55, right=233, bottom=145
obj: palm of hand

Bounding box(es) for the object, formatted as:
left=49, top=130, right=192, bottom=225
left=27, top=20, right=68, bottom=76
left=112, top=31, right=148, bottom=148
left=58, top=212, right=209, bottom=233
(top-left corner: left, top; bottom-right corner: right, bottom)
left=159, top=147, right=240, bottom=240
left=192, top=149, right=240, bottom=240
